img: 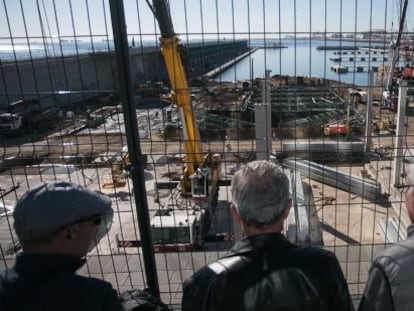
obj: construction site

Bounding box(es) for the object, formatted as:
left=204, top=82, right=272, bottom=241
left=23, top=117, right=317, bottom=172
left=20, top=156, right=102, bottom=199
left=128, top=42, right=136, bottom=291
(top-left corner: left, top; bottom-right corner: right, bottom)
left=1, top=0, right=414, bottom=308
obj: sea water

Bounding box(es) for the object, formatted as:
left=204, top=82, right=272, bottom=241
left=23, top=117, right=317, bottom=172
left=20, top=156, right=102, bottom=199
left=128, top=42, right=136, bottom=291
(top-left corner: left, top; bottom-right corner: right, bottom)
left=0, top=38, right=387, bottom=87
left=216, top=39, right=388, bottom=87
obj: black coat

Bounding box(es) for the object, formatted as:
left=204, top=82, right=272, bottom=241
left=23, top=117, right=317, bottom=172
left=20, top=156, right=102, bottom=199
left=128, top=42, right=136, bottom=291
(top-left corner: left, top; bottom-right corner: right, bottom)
left=0, top=253, right=123, bottom=311
left=182, top=233, right=354, bottom=311
left=359, top=224, right=414, bottom=311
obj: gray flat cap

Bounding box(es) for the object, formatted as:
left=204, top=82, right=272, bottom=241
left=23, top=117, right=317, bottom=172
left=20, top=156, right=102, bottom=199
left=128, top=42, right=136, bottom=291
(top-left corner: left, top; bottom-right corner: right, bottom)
left=13, top=181, right=112, bottom=242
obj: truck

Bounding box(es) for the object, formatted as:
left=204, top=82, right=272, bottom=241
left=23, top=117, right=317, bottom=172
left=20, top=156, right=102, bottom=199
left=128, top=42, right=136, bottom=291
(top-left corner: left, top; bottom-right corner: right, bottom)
left=0, top=113, right=23, bottom=133
left=0, top=99, right=56, bottom=134
left=324, top=123, right=348, bottom=136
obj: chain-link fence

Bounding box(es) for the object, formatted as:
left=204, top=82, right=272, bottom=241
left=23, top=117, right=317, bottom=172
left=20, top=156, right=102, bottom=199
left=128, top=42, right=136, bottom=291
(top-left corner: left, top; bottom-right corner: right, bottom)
left=1, top=0, right=414, bottom=308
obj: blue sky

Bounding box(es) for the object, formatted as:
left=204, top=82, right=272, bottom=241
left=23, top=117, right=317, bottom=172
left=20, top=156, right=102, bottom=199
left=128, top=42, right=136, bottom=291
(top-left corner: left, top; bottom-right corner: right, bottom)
left=0, top=0, right=411, bottom=42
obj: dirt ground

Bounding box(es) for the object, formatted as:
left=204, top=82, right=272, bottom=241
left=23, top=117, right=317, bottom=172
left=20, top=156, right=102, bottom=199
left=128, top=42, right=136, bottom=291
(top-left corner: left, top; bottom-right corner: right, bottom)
left=2, top=85, right=414, bottom=249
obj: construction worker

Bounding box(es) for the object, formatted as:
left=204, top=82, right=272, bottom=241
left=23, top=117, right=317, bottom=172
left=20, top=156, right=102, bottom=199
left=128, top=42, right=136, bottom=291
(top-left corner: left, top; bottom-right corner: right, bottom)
left=0, top=181, right=123, bottom=310
left=359, top=161, right=414, bottom=310
left=182, top=160, right=354, bottom=311
left=225, top=135, right=232, bottom=152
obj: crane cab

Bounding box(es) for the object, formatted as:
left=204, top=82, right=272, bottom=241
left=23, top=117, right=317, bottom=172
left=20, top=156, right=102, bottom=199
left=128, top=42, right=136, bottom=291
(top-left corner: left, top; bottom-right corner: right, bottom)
left=151, top=209, right=202, bottom=252
left=402, top=66, right=414, bottom=79
left=190, top=167, right=211, bottom=202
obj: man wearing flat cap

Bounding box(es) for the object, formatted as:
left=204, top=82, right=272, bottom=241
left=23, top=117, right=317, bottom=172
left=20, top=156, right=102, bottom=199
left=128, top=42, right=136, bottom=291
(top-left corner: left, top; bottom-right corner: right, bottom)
left=0, top=181, right=123, bottom=310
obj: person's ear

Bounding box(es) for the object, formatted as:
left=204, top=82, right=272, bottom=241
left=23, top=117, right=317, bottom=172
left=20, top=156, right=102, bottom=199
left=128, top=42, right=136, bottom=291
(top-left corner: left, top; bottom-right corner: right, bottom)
left=60, top=226, right=77, bottom=241
left=230, top=203, right=243, bottom=224
left=282, top=199, right=292, bottom=219
left=51, top=227, right=71, bottom=249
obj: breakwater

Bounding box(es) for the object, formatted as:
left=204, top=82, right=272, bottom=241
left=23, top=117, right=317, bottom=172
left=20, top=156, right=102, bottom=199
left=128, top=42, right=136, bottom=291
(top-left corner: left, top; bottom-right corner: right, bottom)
left=317, top=45, right=388, bottom=51
left=0, top=40, right=249, bottom=109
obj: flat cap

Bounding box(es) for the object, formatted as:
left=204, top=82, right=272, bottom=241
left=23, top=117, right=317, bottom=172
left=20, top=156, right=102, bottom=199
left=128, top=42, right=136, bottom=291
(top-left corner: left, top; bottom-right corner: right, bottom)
left=13, top=181, right=112, bottom=242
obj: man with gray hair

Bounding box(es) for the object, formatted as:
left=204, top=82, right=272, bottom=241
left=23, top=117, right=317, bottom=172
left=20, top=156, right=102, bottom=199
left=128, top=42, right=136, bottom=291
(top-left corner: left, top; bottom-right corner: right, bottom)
left=359, top=161, right=414, bottom=310
left=182, top=160, right=353, bottom=311
left=0, top=181, right=123, bottom=310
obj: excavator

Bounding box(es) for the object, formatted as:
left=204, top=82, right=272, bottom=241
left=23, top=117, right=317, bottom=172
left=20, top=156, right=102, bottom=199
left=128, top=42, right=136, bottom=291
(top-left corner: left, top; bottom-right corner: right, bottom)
left=101, top=146, right=129, bottom=189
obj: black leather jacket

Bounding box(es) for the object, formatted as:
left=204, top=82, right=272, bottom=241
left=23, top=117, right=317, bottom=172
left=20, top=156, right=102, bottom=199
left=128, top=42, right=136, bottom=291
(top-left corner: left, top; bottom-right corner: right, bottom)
left=183, top=233, right=354, bottom=311
left=0, top=253, right=123, bottom=311
left=359, top=224, right=414, bottom=311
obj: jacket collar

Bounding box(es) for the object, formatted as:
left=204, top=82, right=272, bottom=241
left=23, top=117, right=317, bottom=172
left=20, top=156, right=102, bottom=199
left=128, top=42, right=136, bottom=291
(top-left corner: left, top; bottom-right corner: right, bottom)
left=226, top=233, right=296, bottom=257
left=13, top=252, right=86, bottom=277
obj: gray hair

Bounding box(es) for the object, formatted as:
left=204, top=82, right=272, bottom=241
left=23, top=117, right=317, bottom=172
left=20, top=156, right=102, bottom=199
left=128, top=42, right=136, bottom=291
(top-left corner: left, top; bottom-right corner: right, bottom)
left=231, top=160, right=291, bottom=227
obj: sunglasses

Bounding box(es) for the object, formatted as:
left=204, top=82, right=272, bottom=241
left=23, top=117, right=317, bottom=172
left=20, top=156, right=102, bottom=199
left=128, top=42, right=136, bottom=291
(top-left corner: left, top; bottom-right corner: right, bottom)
left=69, top=215, right=103, bottom=227
left=395, top=184, right=414, bottom=192
left=56, top=214, right=103, bottom=235
left=89, top=215, right=102, bottom=226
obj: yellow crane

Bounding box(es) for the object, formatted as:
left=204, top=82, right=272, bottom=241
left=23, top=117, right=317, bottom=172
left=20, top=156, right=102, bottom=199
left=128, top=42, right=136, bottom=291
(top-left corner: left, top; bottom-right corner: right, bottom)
left=103, top=0, right=221, bottom=205
left=146, top=0, right=221, bottom=201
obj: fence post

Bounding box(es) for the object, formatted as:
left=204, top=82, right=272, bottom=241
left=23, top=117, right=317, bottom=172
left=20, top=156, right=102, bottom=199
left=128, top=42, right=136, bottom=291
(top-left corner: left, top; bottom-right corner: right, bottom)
left=365, top=70, right=374, bottom=153
left=108, top=0, right=160, bottom=297
left=392, top=80, right=408, bottom=187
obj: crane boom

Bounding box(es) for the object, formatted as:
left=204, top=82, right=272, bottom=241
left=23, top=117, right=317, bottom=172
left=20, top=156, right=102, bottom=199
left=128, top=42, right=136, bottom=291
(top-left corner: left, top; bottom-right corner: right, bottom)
left=386, top=0, right=409, bottom=89
left=145, top=1, right=221, bottom=250
left=147, top=0, right=204, bottom=194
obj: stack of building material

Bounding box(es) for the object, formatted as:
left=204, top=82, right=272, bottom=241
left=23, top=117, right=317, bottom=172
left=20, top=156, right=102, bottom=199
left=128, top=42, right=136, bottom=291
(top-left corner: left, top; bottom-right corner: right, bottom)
left=378, top=216, right=406, bottom=243
left=282, top=141, right=365, bottom=162
left=284, top=168, right=323, bottom=246
left=283, top=157, right=384, bottom=202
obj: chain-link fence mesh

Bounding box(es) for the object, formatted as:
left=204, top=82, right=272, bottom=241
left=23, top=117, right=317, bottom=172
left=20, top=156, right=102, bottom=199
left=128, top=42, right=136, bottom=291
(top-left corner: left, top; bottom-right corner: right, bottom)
left=1, top=0, right=414, bottom=308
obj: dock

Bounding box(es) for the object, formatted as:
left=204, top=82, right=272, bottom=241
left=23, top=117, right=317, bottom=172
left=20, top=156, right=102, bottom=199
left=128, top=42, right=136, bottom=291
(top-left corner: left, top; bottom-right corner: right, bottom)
left=330, top=65, right=379, bottom=73
left=317, top=45, right=387, bottom=51
left=331, top=65, right=349, bottom=73
left=330, top=56, right=388, bottom=62
left=202, top=47, right=258, bottom=79
left=317, top=45, right=360, bottom=51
